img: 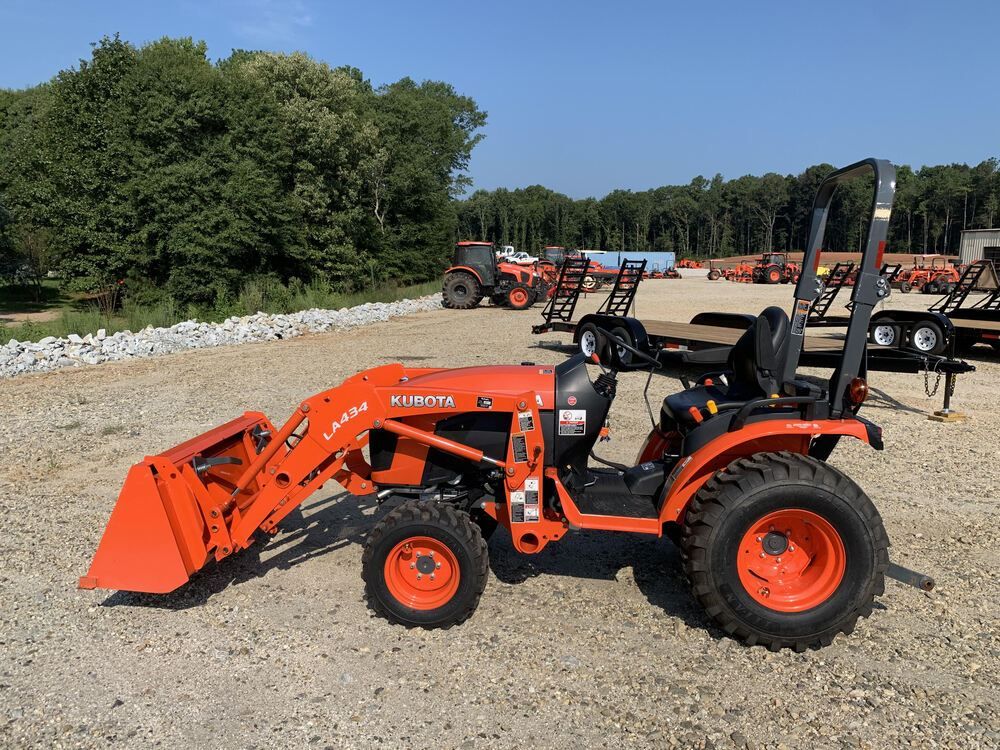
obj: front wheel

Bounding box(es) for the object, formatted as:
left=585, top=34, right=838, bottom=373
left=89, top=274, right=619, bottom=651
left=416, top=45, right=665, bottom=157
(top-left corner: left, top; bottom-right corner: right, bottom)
left=681, top=452, right=889, bottom=651
left=506, top=283, right=533, bottom=310
left=362, top=501, right=489, bottom=629
left=869, top=317, right=899, bottom=347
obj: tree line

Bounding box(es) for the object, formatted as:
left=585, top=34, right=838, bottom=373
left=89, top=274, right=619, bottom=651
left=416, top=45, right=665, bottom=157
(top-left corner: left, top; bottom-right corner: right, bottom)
left=2, top=35, right=997, bottom=313
left=0, top=35, right=485, bottom=304
left=456, top=160, right=1000, bottom=258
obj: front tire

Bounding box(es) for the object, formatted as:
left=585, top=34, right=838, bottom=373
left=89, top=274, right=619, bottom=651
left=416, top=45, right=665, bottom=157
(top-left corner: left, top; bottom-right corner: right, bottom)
left=506, top=283, right=533, bottom=310
left=681, top=452, right=889, bottom=651
left=363, top=501, right=489, bottom=629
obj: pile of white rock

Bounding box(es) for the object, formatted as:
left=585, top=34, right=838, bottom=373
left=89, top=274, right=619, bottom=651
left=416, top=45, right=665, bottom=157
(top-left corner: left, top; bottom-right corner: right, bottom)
left=0, top=294, right=443, bottom=378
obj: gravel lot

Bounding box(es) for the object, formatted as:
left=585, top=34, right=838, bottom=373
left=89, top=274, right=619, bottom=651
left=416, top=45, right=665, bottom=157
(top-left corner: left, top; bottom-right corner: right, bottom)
left=1, top=278, right=997, bottom=749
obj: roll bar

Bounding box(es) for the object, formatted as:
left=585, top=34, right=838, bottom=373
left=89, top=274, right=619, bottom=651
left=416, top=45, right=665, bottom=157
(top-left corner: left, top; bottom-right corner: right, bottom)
left=782, top=158, right=896, bottom=417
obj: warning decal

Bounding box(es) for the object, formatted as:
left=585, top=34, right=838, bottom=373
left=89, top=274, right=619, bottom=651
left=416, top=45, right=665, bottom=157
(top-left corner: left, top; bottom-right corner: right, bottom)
left=518, top=410, right=535, bottom=431
left=558, top=409, right=587, bottom=435
left=509, top=481, right=539, bottom=523
left=511, top=433, right=529, bottom=463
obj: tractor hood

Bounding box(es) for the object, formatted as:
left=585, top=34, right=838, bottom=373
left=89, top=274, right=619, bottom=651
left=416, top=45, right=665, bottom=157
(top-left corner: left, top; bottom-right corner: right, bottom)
left=403, top=365, right=556, bottom=410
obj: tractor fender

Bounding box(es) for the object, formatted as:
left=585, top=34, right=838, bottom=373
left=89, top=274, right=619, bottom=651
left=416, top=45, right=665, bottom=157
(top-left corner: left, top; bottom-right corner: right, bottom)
left=573, top=314, right=650, bottom=354
left=444, top=265, right=484, bottom=285
left=655, top=418, right=872, bottom=527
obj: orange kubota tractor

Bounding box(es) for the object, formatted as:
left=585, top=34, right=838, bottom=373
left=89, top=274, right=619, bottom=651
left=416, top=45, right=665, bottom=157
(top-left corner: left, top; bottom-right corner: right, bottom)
left=441, top=241, right=548, bottom=310
left=81, top=160, right=934, bottom=650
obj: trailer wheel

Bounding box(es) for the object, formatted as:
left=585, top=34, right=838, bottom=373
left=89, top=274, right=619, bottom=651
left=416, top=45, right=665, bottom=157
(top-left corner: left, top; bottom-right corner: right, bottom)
left=363, top=500, right=488, bottom=629
left=609, top=325, right=634, bottom=367
left=577, top=322, right=604, bottom=359
left=908, top=320, right=946, bottom=354
left=442, top=273, right=482, bottom=309
left=869, top=317, right=900, bottom=347
left=681, top=452, right=888, bottom=651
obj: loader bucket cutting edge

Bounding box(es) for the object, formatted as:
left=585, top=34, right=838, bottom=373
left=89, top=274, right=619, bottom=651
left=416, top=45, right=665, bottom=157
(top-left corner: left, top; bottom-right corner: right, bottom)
left=79, top=412, right=277, bottom=594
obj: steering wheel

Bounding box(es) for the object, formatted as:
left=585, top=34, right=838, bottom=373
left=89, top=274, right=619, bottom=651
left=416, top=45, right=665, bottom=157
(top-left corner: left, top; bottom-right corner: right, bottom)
left=599, top=330, right=662, bottom=370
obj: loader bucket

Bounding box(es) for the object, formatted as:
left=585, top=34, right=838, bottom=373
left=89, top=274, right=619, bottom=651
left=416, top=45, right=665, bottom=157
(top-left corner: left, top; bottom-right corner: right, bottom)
left=79, top=412, right=277, bottom=594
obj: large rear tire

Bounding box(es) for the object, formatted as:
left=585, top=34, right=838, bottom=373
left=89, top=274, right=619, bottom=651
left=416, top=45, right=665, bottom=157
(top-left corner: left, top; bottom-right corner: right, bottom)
left=681, top=452, right=888, bottom=651
left=363, top=501, right=489, bottom=629
left=442, top=273, right=482, bottom=310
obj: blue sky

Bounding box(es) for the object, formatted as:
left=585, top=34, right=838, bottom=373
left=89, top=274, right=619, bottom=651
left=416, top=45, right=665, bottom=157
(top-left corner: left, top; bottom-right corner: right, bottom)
left=1, top=0, right=997, bottom=198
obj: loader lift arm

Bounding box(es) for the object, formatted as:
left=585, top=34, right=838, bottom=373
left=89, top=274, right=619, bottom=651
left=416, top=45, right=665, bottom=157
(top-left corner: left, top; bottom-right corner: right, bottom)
left=80, top=363, right=546, bottom=594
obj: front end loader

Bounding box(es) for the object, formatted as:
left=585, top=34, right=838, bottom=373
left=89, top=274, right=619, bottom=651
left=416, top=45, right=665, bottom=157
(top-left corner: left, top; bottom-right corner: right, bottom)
left=81, top=159, right=935, bottom=650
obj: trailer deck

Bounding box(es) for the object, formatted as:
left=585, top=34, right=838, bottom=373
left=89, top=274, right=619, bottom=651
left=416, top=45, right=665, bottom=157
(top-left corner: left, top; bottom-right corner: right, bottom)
left=533, top=257, right=976, bottom=377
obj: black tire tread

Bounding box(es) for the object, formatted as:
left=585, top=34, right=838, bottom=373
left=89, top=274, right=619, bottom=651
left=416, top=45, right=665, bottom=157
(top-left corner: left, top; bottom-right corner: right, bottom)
left=442, top=272, right=481, bottom=310
left=681, top=451, right=889, bottom=651
left=362, top=500, right=489, bottom=629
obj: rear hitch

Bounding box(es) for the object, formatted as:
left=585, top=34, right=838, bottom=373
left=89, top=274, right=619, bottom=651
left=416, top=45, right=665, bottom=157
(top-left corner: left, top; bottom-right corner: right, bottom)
left=886, top=562, right=935, bottom=592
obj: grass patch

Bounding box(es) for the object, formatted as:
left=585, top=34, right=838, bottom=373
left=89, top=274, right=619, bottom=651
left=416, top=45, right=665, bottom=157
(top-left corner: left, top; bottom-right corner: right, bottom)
left=0, top=279, right=67, bottom=314
left=1, top=279, right=441, bottom=342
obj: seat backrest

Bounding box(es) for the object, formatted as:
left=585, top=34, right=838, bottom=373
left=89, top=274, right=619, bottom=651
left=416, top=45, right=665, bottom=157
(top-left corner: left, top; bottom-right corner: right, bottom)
left=727, top=306, right=790, bottom=396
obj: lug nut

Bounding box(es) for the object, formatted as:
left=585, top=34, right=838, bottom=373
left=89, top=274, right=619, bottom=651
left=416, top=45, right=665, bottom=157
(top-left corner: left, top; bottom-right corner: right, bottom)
left=416, top=574, right=422, bottom=580
left=788, top=545, right=796, bottom=552
left=759, top=552, right=766, bottom=558
left=410, top=563, right=415, bottom=569
left=756, top=536, right=762, bottom=543
left=435, top=562, right=441, bottom=569
left=430, top=574, right=436, bottom=581
left=429, top=551, right=434, bottom=557
left=415, top=551, right=421, bottom=557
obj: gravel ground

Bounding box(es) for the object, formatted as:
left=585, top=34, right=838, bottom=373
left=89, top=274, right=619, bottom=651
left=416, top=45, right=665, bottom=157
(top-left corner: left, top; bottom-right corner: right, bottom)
left=1, top=278, right=997, bottom=749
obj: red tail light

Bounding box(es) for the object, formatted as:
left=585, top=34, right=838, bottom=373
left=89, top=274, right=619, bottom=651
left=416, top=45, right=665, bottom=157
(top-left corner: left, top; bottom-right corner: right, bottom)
left=847, top=377, right=869, bottom=405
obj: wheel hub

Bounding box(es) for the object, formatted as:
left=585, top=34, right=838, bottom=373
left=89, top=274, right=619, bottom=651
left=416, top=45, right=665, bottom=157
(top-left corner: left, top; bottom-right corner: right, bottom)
left=762, top=531, right=788, bottom=556
left=737, top=509, right=846, bottom=613
left=383, top=536, right=459, bottom=610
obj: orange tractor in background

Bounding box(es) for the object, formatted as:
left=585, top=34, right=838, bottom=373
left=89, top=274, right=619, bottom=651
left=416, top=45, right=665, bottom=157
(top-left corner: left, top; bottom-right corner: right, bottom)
left=80, top=158, right=936, bottom=652
left=896, top=256, right=960, bottom=294
left=441, top=241, right=550, bottom=310
left=752, top=252, right=801, bottom=284
left=676, top=258, right=703, bottom=269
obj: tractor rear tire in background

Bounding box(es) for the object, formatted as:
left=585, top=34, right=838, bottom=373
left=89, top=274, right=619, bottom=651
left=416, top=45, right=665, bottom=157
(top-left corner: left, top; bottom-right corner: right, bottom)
left=707, top=269, right=721, bottom=281
left=506, top=283, right=534, bottom=310
left=907, top=319, right=946, bottom=355
left=681, top=452, right=889, bottom=651
left=899, top=281, right=912, bottom=294
left=924, top=280, right=940, bottom=295
left=363, top=500, right=489, bottom=629
left=442, top=272, right=482, bottom=310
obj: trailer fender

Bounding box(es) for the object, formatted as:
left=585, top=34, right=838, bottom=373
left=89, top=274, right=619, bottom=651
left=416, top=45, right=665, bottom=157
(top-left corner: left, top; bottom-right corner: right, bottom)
left=656, top=418, right=872, bottom=526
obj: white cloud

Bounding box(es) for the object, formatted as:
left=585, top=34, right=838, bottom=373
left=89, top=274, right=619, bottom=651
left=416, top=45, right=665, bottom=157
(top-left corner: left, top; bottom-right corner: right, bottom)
left=232, top=0, right=313, bottom=44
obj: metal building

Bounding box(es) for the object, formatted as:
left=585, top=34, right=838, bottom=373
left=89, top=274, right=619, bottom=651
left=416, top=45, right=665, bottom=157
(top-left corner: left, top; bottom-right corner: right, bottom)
left=958, top=229, right=1000, bottom=265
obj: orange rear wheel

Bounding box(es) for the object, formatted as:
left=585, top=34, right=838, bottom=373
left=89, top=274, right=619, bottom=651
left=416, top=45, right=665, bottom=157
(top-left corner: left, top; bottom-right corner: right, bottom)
left=736, top=509, right=846, bottom=612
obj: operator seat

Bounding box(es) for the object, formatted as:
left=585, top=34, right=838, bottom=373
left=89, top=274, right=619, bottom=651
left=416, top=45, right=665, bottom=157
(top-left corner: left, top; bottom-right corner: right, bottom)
left=661, top=306, right=791, bottom=431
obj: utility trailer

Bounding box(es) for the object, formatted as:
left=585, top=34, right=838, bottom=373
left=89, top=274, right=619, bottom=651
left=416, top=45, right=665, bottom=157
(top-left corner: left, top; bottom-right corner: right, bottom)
left=532, top=253, right=975, bottom=380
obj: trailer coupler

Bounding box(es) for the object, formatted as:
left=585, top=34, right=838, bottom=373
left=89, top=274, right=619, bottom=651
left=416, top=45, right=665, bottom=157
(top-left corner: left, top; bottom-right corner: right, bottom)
left=886, top=562, right=935, bottom=591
